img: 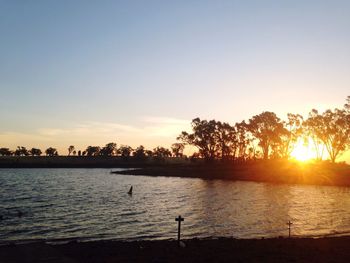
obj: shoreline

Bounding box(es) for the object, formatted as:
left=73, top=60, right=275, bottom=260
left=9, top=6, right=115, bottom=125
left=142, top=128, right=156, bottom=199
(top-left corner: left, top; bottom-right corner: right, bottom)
left=2, top=231, right=350, bottom=247
left=1, top=157, right=350, bottom=187
left=1, top=236, right=350, bottom=262
left=112, top=161, right=350, bottom=187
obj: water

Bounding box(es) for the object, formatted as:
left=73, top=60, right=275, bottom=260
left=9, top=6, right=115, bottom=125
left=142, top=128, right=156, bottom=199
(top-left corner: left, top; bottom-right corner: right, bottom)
left=1, top=168, right=350, bottom=243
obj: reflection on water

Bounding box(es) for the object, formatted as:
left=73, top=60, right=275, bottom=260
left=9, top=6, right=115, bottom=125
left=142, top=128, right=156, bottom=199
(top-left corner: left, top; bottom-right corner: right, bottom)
left=1, top=168, right=350, bottom=242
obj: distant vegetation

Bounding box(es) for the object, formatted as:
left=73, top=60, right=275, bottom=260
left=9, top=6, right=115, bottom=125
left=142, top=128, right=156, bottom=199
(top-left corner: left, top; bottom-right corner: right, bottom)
left=0, top=144, right=177, bottom=161
left=178, top=96, right=350, bottom=163
left=1, top=96, right=350, bottom=164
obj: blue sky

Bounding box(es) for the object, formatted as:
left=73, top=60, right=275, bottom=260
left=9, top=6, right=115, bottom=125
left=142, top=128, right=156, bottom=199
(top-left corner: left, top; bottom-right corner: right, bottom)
left=1, top=1, right=350, bottom=156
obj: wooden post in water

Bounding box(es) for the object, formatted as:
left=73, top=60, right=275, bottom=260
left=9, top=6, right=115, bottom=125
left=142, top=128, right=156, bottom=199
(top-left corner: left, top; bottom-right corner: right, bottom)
left=175, top=215, right=184, bottom=245
left=287, top=220, right=293, bottom=238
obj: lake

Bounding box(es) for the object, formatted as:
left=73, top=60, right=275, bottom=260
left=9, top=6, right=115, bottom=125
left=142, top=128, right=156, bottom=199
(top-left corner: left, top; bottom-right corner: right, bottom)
left=1, top=168, right=350, bottom=243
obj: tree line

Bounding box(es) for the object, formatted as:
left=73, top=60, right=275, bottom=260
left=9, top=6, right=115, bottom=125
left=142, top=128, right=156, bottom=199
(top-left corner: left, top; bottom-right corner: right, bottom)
left=0, top=146, right=58, bottom=157
left=177, top=96, right=350, bottom=163
left=0, top=143, right=184, bottom=160
left=1, top=96, right=349, bottom=163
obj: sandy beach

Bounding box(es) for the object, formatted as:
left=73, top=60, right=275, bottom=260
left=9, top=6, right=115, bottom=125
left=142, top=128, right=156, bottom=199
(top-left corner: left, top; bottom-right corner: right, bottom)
left=1, top=236, right=350, bottom=262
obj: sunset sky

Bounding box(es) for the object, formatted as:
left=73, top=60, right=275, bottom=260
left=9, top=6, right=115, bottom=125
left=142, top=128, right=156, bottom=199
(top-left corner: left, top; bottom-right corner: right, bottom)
left=1, top=1, right=350, bottom=159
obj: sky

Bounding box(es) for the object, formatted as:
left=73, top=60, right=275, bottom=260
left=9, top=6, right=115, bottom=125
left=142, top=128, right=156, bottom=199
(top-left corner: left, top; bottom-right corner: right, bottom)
left=0, top=0, right=350, bottom=158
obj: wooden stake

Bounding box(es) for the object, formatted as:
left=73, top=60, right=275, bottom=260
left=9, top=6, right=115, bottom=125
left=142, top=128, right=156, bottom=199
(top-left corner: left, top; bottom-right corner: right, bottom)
left=287, top=220, right=293, bottom=238
left=175, top=215, right=184, bottom=245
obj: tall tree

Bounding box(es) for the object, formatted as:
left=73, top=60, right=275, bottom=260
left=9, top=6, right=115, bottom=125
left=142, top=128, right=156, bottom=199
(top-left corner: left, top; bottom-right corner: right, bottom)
left=235, top=121, right=250, bottom=161
left=248, top=112, right=287, bottom=160
left=215, top=122, right=238, bottom=161
left=177, top=118, right=219, bottom=161
left=304, top=109, right=326, bottom=160
left=278, top=113, right=303, bottom=159
left=318, top=109, right=350, bottom=163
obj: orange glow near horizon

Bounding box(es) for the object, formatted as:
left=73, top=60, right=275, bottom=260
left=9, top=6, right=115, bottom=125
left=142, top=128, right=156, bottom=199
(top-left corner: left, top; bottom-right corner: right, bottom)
left=290, top=139, right=316, bottom=162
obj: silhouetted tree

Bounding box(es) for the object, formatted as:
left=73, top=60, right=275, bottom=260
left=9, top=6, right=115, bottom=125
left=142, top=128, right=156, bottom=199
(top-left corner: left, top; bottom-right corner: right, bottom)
left=14, top=146, right=29, bottom=156
left=153, top=146, right=172, bottom=158
left=86, top=146, right=101, bottom=156
left=45, top=147, right=58, bottom=156
left=100, top=142, right=117, bottom=156
left=0, top=148, right=13, bottom=156
left=248, top=112, right=287, bottom=160
left=235, top=121, right=250, bottom=161
left=5, top=95, right=349, bottom=165
left=278, top=113, right=303, bottom=159
left=307, top=108, right=350, bottom=163
left=178, top=118, right=219, bottom=161
left=304, top=109, right=326, bottom=160
left=171, top=143, right=185, bottom=157
left=133, top=145, right=146, bottom=160
left=68, top=145, right=75, bottom=156
left=215, top=122, right=238, bottom=161
left=117, top=145, right=133, bottom=158
left=29, top=148, right=42, bottom=156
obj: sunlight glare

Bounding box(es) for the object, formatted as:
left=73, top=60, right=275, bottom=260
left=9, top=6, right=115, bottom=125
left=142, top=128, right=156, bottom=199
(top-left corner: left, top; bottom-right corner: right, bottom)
left=290, top=139, right=315, bottom=162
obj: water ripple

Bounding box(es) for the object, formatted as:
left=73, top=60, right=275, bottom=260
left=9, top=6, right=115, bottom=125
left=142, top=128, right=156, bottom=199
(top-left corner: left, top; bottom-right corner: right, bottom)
left=1, top=168, right=350, bottom=242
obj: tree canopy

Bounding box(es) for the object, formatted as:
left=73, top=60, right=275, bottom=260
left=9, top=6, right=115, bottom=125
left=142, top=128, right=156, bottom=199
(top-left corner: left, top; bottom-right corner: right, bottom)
left=177, top=97, right=350, bottom=163
left=1, top=96, right=350, bottom=164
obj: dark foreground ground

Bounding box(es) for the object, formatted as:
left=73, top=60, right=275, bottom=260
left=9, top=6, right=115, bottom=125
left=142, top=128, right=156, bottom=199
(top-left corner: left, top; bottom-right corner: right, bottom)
left=1, top=237, right=350, bottom=263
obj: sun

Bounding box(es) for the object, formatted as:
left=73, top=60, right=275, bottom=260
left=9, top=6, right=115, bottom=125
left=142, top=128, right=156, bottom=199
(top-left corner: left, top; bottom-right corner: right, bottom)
left=290, top=139, right=315, bottom=162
